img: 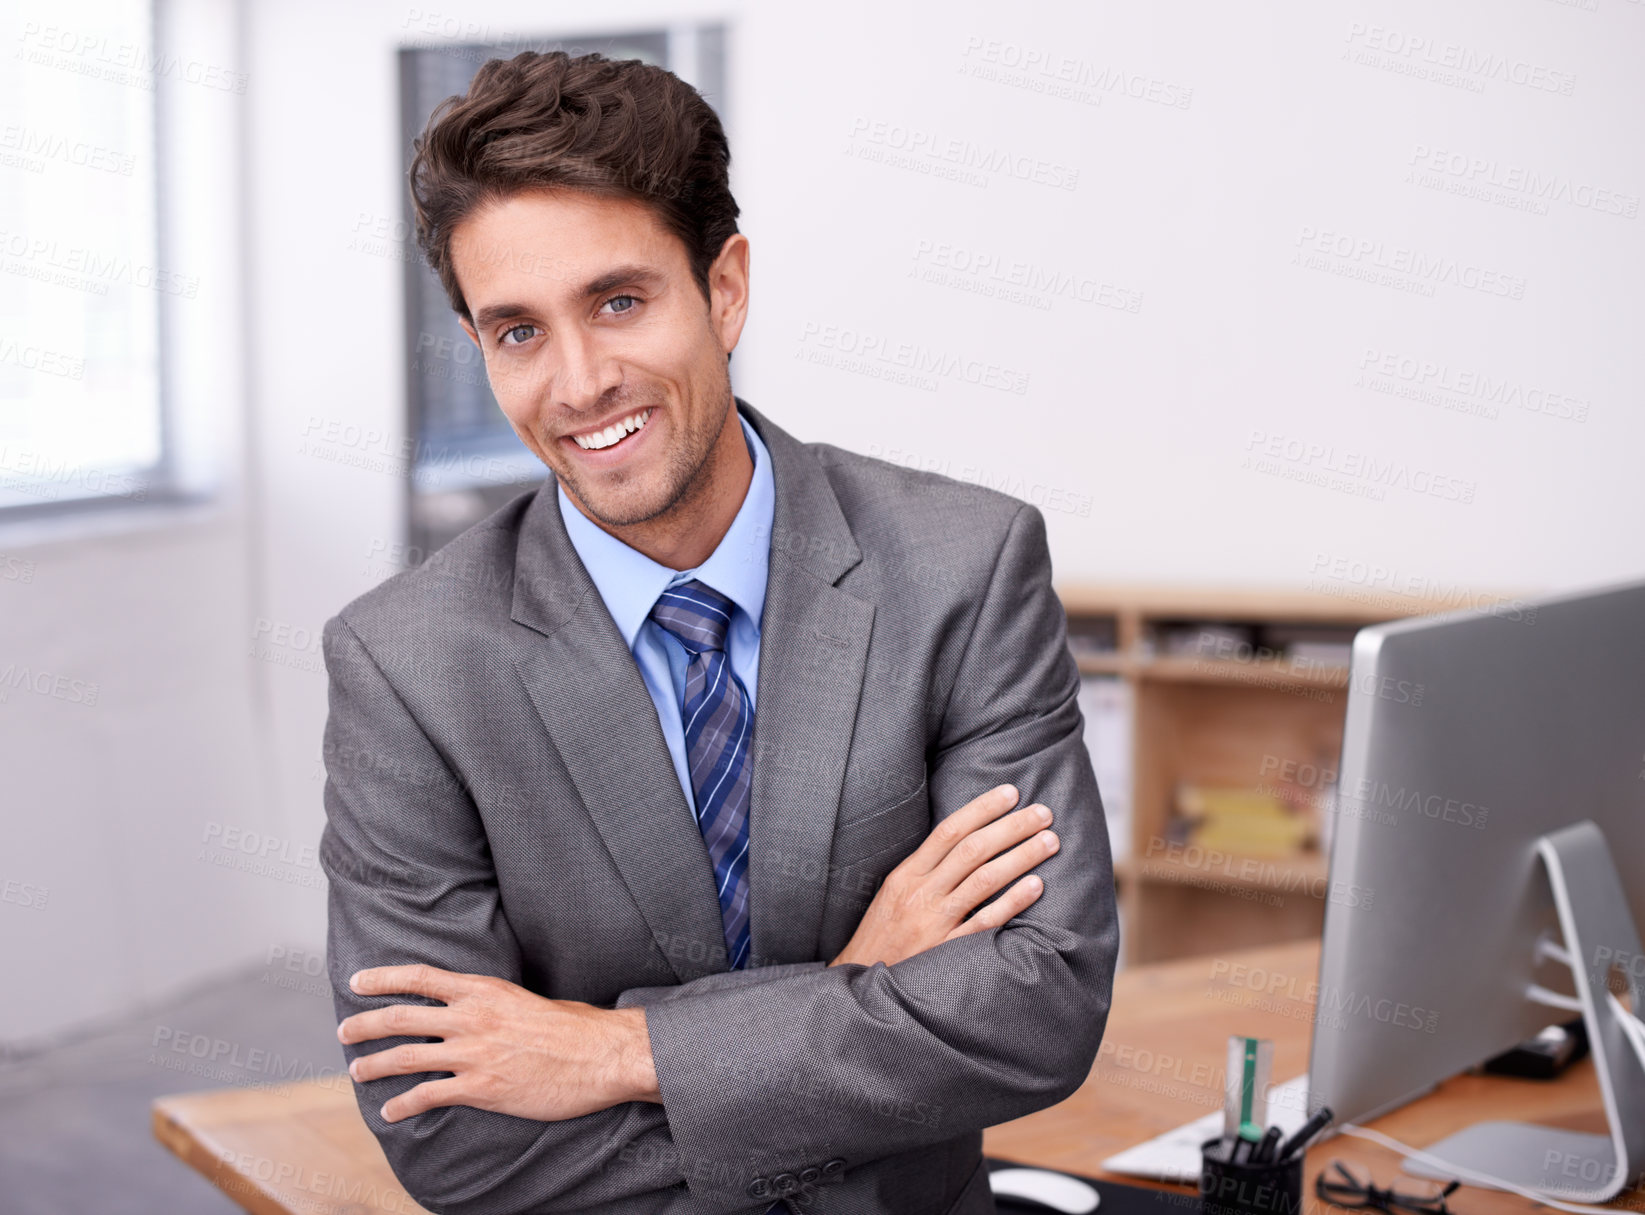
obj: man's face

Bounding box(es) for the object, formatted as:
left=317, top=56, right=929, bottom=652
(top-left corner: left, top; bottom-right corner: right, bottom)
left=452, top=188, right=748, bottom=529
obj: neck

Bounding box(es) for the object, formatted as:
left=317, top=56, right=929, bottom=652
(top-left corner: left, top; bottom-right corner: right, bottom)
left=586, top=407, right=753, bottom=571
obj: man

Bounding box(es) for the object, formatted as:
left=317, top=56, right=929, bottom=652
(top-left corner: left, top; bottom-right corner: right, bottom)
left=320, top=48, right=1118, bottom=1215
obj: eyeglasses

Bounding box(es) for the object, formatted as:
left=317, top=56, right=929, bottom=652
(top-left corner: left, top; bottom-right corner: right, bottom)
left=1315, top=1160, right=1462, bottom=1215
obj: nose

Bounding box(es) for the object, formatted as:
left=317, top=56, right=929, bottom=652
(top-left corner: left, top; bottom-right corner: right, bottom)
left=552, top=327, right=622, bottom=414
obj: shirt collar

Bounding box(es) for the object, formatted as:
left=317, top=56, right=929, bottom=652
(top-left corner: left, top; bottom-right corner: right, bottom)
left=557, top=409, right=775, bottom=650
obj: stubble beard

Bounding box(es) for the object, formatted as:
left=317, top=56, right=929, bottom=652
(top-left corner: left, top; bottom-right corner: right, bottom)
left=553, top=370, right=734, bottom=532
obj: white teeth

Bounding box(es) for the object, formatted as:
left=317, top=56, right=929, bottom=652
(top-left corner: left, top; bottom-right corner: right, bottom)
left=573, top=408, right=653, bottom=450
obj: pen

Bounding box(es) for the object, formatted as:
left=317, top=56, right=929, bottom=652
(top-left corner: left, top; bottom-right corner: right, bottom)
left=1254, top=1125, right=1282, bottom=1163
left=1277, top=1105, right=1335, bottom=1163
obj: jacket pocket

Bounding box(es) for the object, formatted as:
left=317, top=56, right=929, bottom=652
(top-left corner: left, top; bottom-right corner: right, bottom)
left=829, top=777, right=929, bottom=867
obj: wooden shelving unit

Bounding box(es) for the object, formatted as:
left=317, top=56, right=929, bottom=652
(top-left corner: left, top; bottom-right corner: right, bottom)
left=1055, top=582, right=1525, bottom=966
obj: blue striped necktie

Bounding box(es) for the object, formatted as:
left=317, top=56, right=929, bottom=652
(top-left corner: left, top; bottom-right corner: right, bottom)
left=648, top=579, right=755, bottom=971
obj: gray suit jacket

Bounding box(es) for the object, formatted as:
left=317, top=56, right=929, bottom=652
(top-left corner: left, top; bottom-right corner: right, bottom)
left=319, top=398, right=1119, bottom=1215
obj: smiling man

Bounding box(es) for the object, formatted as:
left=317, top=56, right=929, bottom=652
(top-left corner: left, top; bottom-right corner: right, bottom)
left=319, top=49, right=1118, bottom=1215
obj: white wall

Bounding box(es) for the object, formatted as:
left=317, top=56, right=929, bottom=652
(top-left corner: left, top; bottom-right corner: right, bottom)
left=0, top=0, right=297, bottom=1045
left=3, top=0, right=1641, bottom=1043
left=730, top=0, right=1644, bottom=597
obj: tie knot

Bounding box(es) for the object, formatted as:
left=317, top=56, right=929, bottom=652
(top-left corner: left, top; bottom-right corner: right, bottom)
left=649, top=579, right=734, bottom=655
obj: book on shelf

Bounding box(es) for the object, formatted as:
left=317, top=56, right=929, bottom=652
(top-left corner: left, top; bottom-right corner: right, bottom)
left=1286, top=640, right=1351, bottom=668
left=1170, top=783, right=1314, bottom=858
left=1157, top=622, right=1255, bottom=659
left=1066, top=615, right=1119, bottom=656
left=1077, top=674, right=1132, bottom=865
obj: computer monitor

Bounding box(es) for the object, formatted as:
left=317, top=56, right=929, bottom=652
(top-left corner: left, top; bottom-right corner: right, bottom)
left=1306, top=576, right=1645, bottom=1202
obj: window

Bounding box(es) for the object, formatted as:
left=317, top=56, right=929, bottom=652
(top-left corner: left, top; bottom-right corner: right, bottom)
left=0, top=0, right=169, bottom=514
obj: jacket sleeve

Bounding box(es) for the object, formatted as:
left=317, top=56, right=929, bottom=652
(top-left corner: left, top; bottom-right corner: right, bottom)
left=320, top=614, right=816, bottom=1215
left=613, top=961, right=828, bottom=1010
left=638, top=502, right=1121, bottom=1208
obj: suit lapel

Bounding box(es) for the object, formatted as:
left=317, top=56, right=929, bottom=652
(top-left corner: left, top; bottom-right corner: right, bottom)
left=508, top=487, right=728, bottom=985
left=507, top=399, right=872, bottom=979
left=740, top=403, right=873, bottom=967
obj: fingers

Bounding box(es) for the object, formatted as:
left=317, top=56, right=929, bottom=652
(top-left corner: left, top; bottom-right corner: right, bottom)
left=350, top=1039, right=464, bottom=1084
left=944, top=826, right=1060, bottom=917
left=927, top=800, right=1056, bottom=895
left=349, top=962, right=469, bottom=1003
left=338, top=1001, right=452, bottom=1046
left=380, top=1076, right=471, bottom=1123
left=944, top=874, right=1045, bottom=941
left=901, top=784, right=1020, bottom=875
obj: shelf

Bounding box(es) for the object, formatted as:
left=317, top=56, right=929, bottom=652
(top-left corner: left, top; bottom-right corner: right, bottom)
left=1138, top=655, right=1349, bottom=691
left=1073, top=650, right=1347, bottom=690
left=1073, top=652, right=1131, bottom=677
left=1132, top=850, right=1330, bottom=896
left=1056, top=580, right=1531, bottom=626
left=1055, top=580, right=1517, bottom=965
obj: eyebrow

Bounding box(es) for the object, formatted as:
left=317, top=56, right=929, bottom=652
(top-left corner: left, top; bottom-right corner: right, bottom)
left=471, top=263, right=668, bottom=334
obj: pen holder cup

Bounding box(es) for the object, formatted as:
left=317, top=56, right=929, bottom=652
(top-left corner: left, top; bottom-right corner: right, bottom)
left=1199, top=1136, right=1305, bottom=1215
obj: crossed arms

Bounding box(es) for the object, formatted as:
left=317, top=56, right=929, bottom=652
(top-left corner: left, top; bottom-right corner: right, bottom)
left=319, top=503, right=1119, bottom=1213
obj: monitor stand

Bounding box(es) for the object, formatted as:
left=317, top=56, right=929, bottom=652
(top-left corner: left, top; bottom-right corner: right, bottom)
left=1401, top=821, right=1645, bottom=1202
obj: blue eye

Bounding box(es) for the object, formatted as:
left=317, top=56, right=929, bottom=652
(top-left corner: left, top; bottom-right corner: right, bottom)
left=499, top=324, right=538, bottom=346
left=605, top=295, right=638, bottom=315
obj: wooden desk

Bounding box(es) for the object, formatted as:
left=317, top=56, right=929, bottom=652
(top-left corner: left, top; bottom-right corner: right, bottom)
left=153, top=1073, right=429, bottom=1215
left=985, top=940, right=1645, bottom=1214
left=154, top=941, right=1642, bottom=1214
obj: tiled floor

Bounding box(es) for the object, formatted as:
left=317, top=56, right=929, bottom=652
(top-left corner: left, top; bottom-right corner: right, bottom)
left=0, top=960, right=346, bottom=1214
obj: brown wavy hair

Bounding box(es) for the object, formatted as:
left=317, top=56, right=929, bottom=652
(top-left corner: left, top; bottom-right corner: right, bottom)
left=409, top=50, right=739, bottom=322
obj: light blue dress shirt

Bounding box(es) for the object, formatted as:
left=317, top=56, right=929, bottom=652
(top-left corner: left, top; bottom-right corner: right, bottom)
left=557, top=412, right=774, bottom=816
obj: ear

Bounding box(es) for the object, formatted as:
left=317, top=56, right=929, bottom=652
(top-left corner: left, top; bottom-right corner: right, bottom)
left=459, top=317, right=481, bottom=349
left=708, top=233, right=750, bottom=357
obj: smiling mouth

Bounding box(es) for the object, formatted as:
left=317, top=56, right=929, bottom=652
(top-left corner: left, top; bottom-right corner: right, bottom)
left=570, top=407, right=655, bottom=452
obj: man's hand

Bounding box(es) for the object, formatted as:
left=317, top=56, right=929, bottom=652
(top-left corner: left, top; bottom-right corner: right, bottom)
left=337, top=965, right=660, bottom=1123
left=829, top=783, right=1058, bottom=969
